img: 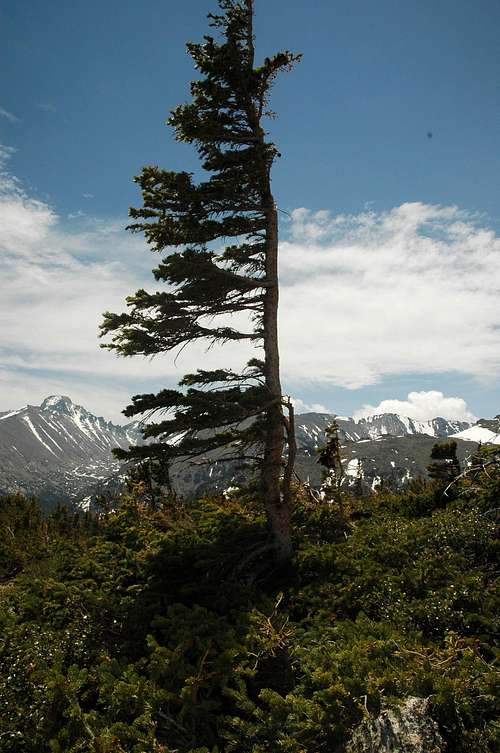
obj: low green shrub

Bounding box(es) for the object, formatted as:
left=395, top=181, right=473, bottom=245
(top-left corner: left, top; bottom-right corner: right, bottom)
left=0, top=458, right=497, bottom=752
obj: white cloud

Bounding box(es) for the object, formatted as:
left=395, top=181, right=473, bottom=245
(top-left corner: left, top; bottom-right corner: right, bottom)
left=279, top=203, right=500, bottom=389
left=0, top=106, right=19, bottom=123
left=1, top=144, right=500, bottom=422
left=290, top=397, right=332, bottom=414
left=0, top=147, right=253, bottom=420
left=353, top=390, right=477, bottom=422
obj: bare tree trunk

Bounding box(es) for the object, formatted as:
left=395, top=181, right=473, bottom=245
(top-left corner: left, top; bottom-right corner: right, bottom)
left=261, top=204, right=293, bottom=563
left=245, top=0, right=295, bottom=562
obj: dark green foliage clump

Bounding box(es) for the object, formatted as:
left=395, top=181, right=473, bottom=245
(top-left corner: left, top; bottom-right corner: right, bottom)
left=0, top=455, right=498, bottom=752
left=427, top=440, right=461, bottom=486
left=317, top=420, right=344, bottom=507
left=0, top=494, right=47, bottom=579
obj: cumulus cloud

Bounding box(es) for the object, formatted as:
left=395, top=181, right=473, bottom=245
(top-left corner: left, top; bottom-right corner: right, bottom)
left=0, top=147, right=252, bottom=420
left=290, top=397, right=333, bottom=415
left=279, top=203, right=500, bottom=389
left=353, top=390, right=477, bottom=422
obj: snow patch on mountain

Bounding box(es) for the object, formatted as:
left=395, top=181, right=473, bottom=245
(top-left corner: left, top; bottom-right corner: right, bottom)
left=41, top=395, right=73, bottom=411
left=451, top=425, right=500, bottom=445
left=23, top=415, right=58, bottom=456
left=0, top=409, right=25, bottom=421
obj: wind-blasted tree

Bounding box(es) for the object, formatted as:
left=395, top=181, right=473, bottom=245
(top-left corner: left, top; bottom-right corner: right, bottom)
left=100, top=0, right=300, bottom=561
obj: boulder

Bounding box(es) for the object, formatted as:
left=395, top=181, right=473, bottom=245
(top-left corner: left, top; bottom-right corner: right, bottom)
left=346, top=696, right=443, bottom=753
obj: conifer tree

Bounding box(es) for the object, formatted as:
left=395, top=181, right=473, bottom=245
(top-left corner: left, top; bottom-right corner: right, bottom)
left=427, top=440, right=461, bottom=486
left=317, top=419, right=345, bottom=510
left=100, top=0, right=300, bottom=561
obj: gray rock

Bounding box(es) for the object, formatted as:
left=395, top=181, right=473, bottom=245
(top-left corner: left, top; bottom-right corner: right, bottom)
left=346, top=697, right=443, bottom=753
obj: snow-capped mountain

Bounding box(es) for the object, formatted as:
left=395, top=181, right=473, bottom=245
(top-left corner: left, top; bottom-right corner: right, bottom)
left=0, top=396, right=144, bottom=506
left=0, top=395, right=493, bottom=506
left=0, top=395, right=143, bottom=458
left=293, top=412, right=476, bottom=492
left=295, top=412, right=471, bottom=453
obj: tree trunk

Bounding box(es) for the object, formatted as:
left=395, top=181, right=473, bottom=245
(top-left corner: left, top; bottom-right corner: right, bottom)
left=261, top=204, right=293, bottom=563
left=245, top=0, right=295, bottom=562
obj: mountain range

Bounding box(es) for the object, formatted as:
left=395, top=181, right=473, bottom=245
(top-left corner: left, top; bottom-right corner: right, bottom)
left=293, top=412, right=498, bottom=491
left=1, top=395, right=499, bottom=507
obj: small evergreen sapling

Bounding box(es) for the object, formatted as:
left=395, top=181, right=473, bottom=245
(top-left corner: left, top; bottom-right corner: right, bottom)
left=100, top=1, right=300, bottom=561
left=427, top=440, right=461, bottom=487
left=317, top=419, right=345, bottom=510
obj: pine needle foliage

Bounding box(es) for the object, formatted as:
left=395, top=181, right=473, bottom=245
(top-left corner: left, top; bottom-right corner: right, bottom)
left=317, top=419, right=345, bottom=508
left=100, top=1, right=300, bottom=561
left=0, top=458, right=498, bottom=752
left=427, top=440, right=461, bottom=486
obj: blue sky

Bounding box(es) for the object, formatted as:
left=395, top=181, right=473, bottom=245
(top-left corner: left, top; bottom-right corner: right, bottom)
left=1, top=0, right=500, bottom=423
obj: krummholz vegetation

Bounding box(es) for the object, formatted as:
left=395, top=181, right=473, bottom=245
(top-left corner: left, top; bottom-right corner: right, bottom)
left=0, top=444, right=498, bottom=751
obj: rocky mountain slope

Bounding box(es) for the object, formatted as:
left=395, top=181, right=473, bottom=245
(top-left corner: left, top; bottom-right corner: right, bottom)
left=295, top=412, right=471, bottom=452
left=294, top=413, right=478, bottom=491
left=295, top=435, right=478, bottom=492
left=0, top=396, right=143, bottom=506
left=0, top=395, right=493, bottom=506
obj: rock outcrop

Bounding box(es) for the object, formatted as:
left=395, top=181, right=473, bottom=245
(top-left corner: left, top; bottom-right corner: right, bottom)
left=346, top=697, right=443, bottom=753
